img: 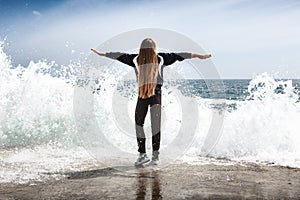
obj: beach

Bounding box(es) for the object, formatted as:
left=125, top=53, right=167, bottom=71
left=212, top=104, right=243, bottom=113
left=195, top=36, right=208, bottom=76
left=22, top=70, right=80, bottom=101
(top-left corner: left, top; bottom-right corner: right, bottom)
left=1, top=162, right=300, bottom=199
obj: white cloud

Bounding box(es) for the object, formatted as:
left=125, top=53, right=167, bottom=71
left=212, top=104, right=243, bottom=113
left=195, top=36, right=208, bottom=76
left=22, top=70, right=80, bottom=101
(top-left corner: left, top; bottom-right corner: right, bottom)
left=32, top=10, right=41, bottom=16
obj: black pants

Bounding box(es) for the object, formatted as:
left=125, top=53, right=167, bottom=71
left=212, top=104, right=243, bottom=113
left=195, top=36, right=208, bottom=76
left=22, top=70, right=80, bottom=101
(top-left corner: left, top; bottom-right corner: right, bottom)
left=135, top=94, right=161, bottom=153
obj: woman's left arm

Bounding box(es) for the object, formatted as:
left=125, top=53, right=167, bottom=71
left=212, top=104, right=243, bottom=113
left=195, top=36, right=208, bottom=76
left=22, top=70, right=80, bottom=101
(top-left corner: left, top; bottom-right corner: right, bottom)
left=91, top=48, right=137, bottom=67
left=91, top=48, right=106, bottom=56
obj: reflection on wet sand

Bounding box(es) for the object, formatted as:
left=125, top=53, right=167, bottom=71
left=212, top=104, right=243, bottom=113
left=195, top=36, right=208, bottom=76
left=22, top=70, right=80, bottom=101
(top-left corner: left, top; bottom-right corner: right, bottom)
left=136, top=170, right=162, bottom=200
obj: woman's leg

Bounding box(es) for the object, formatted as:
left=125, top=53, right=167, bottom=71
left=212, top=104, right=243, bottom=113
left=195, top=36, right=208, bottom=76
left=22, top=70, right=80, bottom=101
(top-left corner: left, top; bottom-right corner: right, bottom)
left=150, top=94, right=161, bottom=152
left=135, top=98, right=149, bottom=153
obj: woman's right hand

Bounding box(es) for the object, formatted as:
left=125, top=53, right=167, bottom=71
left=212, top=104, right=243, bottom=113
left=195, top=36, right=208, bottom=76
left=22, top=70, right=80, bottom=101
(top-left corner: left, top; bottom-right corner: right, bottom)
left=201, top=54, right=212, bottom=59
left=191, top=53, right=212, bottom=59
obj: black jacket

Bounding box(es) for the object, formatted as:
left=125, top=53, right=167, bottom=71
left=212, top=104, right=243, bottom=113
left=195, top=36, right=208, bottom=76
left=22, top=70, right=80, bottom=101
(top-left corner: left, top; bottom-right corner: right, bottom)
left=106, top=52, right=191, bottom=94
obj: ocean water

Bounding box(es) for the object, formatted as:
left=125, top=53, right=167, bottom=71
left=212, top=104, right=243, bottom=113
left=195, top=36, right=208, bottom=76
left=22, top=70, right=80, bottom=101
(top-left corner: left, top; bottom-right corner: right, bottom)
left=1, top=40, right=300, bottom=183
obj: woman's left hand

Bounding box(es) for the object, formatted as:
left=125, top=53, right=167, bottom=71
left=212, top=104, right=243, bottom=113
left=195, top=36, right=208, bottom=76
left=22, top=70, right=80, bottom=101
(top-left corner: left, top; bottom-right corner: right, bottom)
left=91, top=48, right=106, bottom=56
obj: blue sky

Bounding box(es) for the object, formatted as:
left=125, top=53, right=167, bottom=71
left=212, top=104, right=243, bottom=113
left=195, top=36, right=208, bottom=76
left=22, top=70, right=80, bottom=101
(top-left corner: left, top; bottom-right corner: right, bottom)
left=0, top=0, right=300, bottom=78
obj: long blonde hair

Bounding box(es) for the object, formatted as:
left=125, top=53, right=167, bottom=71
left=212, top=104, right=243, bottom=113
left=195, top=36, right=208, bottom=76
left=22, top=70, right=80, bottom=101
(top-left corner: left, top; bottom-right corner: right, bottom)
left=137, top=38, right=158, bottom=99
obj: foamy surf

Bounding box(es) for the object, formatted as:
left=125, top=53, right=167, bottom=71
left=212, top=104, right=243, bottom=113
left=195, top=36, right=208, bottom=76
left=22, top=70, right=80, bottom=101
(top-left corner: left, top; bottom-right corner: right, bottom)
left=0, top=145, right=96, bottom=184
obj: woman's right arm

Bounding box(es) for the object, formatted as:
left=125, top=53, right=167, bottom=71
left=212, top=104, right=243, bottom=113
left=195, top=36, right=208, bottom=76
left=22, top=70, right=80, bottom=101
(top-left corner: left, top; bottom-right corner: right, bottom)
left=191, top=53, right=212, bottom=59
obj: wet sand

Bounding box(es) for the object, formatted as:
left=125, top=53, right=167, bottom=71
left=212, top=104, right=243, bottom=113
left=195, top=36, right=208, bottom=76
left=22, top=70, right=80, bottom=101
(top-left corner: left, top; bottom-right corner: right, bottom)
left=1, top=162, right=300, bottom=199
